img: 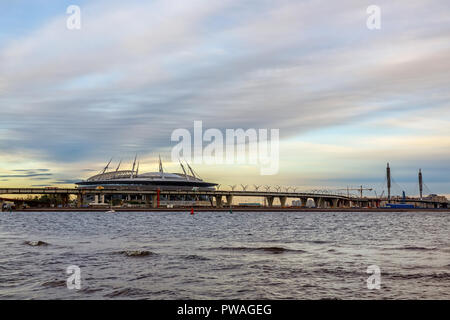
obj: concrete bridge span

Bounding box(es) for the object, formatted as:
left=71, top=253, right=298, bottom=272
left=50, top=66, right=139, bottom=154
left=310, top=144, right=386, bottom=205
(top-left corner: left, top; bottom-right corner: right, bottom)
left=0, top=188, right=448, bottom=209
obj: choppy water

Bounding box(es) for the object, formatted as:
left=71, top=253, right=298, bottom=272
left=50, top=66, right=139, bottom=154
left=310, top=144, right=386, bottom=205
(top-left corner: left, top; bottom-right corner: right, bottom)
left=0, top=210, right=449, bottom=299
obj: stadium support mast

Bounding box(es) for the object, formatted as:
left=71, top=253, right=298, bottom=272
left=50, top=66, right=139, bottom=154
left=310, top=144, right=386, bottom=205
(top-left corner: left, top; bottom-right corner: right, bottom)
left=102, top=158, right=113, bottom=174
left=179, top=161, right=189, bottom=180
left=131, top=154, right=137, bottom=178
left=135, top=161, right=139, bottom=177
left=159, top=155, right=165, bottom=179
left=186, top=162, right=199, bottom=179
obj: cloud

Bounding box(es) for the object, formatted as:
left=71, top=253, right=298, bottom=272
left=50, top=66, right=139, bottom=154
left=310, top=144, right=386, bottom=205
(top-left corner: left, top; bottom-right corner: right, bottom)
left=0, top=0, right=449, bottom=193
left=0, top=173, right=53, bottom=178
left=52, top=179, right=80, bottom=184
left=12, top=168, right=50, bottom=172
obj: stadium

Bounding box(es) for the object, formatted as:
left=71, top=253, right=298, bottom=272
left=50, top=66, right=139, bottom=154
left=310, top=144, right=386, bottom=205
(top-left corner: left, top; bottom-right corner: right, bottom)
left=75, top=157, right=217, bottom=206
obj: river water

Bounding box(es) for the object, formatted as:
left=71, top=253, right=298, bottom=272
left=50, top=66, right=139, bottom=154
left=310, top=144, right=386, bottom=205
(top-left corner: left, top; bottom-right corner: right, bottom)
left=0, top=210, right=448, bottom=299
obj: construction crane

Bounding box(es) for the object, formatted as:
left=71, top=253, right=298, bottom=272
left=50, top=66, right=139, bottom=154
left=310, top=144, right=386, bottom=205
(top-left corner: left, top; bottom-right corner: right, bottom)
left=338, top=185, right=373, bottom=198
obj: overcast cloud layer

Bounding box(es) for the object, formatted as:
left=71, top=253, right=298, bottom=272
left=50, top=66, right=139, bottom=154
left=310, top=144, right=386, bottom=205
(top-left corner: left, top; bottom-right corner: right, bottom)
left=0, top=0, right=449, bottom=195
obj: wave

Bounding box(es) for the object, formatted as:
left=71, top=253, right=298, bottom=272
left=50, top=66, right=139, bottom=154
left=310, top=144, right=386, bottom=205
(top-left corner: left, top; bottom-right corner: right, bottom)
left=383, top=272, right=450, bottom=280
left=306, top=240, right=330, bottom=244
left=80, top=287, right=103, bottom=294
left=308, top=267, right=450, bottom=281
left=313, top=268, right=365, bottom=278
left=314, top=267, right=450, bottom=281
left=104, top=288, right=146, bottom=298
left=118, top=250, right=154, bottom=257
left=214, top=246, right=306, bottom=254
left=23, top=240, right=49, bottom=246
left=41, top=279, right=66, bottom=288
left=183, top=254, right=211, bottom=261
left=387, top=246, right=437, bottom=251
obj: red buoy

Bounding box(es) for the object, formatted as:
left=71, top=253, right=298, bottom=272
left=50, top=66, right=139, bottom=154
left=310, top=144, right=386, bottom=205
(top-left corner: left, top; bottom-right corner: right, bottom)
left=190, top=208, right=194, bottom=215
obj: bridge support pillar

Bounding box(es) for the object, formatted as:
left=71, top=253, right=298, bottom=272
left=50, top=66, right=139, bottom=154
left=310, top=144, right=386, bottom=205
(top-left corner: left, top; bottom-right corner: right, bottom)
left=215, top=195, right=223, bottom=208
left=151, top=194, right=157, bottom=208
left=332, top=199, right=338, bottom=208
left=279, top=196, right=287, bottom=207
left=301, top=198, right=308, bottom=207
left=314, top=198, right=324, bottom=208
left=266, top=196, right=274, bottom=207
left=226, top=195, right=233, bottom=207
left=94, top=194, right=99, bottom=204
left=77, top=194, right=83, bottom=208
left=61, top=194, right=69, bottom=207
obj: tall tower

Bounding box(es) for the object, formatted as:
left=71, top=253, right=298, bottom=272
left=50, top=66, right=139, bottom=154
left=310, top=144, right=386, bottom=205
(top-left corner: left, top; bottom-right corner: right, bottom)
left=387, top=163, right=391, bottom=202
left=418, top=169, right=423, bottom=200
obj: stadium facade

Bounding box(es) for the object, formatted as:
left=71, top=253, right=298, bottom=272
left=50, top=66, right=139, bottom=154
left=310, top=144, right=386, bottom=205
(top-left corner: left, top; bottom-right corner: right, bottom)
left=75, top=156, right=217, bottom=207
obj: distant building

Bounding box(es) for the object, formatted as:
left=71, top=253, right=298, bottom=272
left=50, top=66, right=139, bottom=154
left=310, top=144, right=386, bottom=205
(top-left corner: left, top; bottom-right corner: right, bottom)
left=292, top=199, right=315, bottom=208
left=423, top=194, right=448, bottom=202
left=1, top=201, right=15, bottom=211
left=292, top=200, right=301, bottom=206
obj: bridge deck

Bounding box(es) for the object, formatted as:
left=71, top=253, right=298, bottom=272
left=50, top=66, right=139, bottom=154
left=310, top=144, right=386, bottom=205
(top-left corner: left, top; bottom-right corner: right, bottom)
left=0, top=188, right=448, bottom=205
left=0, top=187, right=347, bottom=198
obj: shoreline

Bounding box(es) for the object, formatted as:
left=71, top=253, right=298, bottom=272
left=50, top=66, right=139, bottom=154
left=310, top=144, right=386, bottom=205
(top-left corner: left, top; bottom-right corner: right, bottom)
left=6, top=207, right=450, bottom=213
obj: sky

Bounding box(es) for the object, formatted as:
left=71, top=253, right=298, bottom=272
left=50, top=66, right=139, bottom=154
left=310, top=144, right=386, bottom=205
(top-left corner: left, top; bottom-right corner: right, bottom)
left=0, top=0, right=449, bottom=197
